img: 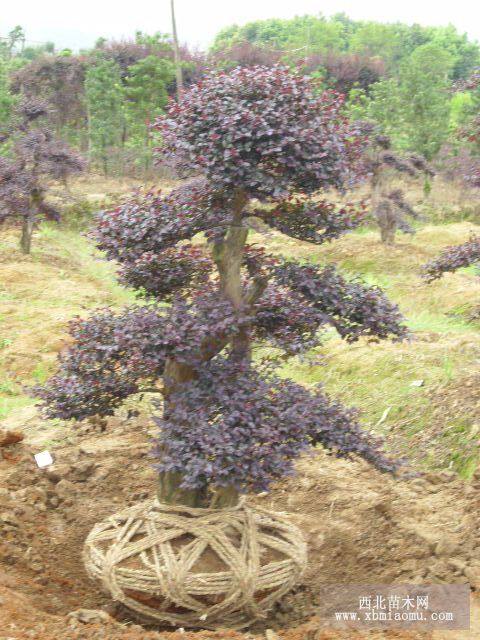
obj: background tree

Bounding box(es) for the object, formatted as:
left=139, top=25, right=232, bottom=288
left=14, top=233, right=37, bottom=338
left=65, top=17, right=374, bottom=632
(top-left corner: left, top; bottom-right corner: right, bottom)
left=281, top=15, right=346, bottom=58
left=92, top=31, right=199, bottom=88
left=362, top=129, right=433, bottom=244
left=21, top=41, right=56, bottom=61
left=428, top=25, right=480, bottom=81
left=211, top=15, right=347, bottom=58
left=38, top=67, right=407, bottom=509
left=12, top=55, right=87, bottom=145
left=303, top=52, right=385, bottom=95
left=1, top=26, right=25, bottom=59
left=6, top=31, right=203, bottom=176
left=123, top=55, right=175, bottom=174
left=84, top=57, right=124, bottom=175
left=4, top=18, right=479, bottom=177
left=454, top=69, right=480, bottom=187
left=349, top=44, right=453, bottom=158
left=91, top=36, right=162, bottom=76
left=349, top=22, right=402, bottom=69
left=211, top=15, right=479, bottom=80
left=210, top=41, right=281, bottom=70
left=0, top=98, right=84, bottom=253
left=397, top=43, right=453, bottom=159
left=0, top=58, right=15, bottom=130
left=350, top=79, right=402, bottom=140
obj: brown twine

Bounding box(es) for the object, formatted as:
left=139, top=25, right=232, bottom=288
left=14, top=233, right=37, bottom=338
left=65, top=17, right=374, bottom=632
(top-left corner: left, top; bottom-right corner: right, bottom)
left=83, top=498, right=307, bottom=629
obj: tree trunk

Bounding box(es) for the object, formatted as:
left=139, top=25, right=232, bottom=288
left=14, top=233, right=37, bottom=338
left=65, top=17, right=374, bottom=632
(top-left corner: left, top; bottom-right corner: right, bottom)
left=20, top=214, right=34, bottom=254
left=156, top=190, right=250, bottom=509
left=103, top=151, right=108, bottom=178
left=372, top=173, right=397, bottom=245
left=212, top=190, right=249, bottom=360
left=380, top=227, right=395, bottom=245
left=157, top=359, right=208, bottom=507
left=157, top=358, right=241, bottom=508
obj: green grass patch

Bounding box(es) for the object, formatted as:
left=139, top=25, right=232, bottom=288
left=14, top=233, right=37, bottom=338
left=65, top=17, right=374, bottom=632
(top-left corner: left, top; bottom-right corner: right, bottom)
left=1, top=219, right=479, bottom=475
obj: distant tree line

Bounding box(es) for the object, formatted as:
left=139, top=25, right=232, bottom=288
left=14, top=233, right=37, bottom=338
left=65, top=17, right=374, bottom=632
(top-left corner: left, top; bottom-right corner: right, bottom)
left=212, top=14, right=479, bottom=80
left=0, top=15, right=480, bottom=180
left=0, top=30, right=203, bottom=176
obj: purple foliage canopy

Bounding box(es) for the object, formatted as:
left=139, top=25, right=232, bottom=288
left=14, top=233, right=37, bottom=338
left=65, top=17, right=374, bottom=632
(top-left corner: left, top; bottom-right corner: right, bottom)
left=38, top=67, right=408, bottom=497
left=423, top=235, right=480, bottom=282
left=0, top=98, right=84, bottom=251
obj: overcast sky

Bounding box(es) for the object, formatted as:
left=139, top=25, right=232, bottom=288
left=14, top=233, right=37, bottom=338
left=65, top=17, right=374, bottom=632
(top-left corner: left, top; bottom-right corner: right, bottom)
left=3, top=0, right=480, bottom=51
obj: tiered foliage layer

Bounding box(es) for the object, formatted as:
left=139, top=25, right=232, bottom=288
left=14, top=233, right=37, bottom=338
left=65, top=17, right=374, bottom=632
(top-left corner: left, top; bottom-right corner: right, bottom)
left=38, top=67, right=408, bottom=507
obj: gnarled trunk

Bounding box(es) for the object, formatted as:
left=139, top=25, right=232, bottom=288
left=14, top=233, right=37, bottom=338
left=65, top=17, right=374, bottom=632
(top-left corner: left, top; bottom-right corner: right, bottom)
left=212, top=190, right=250, bottom=361
left=20, top=214, right=34, bottom=254
left=157, top=189, right=250, bottom=509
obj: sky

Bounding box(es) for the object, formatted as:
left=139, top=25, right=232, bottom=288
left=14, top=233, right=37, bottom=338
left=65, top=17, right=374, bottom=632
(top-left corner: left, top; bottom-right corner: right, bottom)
left=2, top=0, right=480, bottom=52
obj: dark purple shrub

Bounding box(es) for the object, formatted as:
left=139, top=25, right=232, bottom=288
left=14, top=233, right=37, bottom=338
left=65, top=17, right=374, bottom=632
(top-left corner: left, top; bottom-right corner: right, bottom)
left=154, top=358, right=398, bottom=493
left=252, top=284, right=325, bottom=354
left=39, top=67, right=407, bottom=507
left=117, top=245, right=212, bottom=300
left=423, top=235, right=480, bottom=319
left=0, top=98, right=84, bottom=253
left=423, top=235, right=480, bottom=282
left=273, top=261, right=408, bottom=343
left=93, top=180, right=229, bottom=261
left=210, top=41, right=281, bottom=70
left=156, top=66, right=365, bottom=198
left=302, top=52, right=386, bottom=94
left=37, top=307, right=169, bottom=419
left=255, top=196, right=366, bottom=243
left=36, top=292, right=252, bottom=419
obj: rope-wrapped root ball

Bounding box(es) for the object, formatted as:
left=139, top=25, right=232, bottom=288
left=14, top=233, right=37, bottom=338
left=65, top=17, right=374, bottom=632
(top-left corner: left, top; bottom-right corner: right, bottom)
left=83, top=498, right=307, bottom=629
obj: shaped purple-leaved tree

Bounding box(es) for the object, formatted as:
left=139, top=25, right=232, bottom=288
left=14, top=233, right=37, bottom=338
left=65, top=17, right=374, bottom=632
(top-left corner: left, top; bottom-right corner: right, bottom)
left=38, top=67, right=408, bottom=508
left=0, top=98, right=84, bottom=253
left=361, top=130, right=433, bottom=245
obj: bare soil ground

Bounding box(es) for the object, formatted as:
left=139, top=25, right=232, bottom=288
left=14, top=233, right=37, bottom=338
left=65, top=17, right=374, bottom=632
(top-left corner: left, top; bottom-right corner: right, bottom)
left=1, top=416, right=479, bottom=639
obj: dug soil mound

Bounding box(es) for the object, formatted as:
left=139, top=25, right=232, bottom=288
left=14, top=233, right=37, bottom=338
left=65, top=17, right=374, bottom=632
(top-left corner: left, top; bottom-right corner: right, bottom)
left=1, top=417, right=479, bottom=639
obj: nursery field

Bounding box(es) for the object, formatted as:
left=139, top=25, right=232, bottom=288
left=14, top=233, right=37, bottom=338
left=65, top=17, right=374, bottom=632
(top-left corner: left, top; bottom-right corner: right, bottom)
left=3, top=5, right=480, bottom=638
left=1, top=182, right=480, bottom=474
left=1, top=178, right=480, bottom=639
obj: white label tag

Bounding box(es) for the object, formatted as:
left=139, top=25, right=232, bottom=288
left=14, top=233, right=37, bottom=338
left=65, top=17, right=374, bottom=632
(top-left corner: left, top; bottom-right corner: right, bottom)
left=34, top=450, right=54, bottom=468
left=411, top=379, right=425, bottom=387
